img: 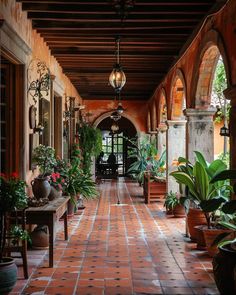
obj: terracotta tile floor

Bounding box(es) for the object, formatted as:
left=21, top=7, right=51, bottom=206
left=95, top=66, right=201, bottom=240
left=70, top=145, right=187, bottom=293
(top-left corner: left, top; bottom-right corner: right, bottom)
left=11, top=178, right=219, bottom=295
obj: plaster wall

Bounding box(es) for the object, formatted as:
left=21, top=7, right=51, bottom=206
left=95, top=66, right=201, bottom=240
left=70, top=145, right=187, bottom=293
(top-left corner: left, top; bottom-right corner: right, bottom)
left=0, top=0, right=81, bottom=185
left=84, top=100, right=148, bottom=132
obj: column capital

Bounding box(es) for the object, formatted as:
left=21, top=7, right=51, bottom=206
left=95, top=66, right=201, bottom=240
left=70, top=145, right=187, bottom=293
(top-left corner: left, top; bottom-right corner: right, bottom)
left=223, top=85, right=236, bottom=103
left=184, top=108, right=216, bottom=117
left=157, top=123, right=167, bottom=132
left=166, top=120, right=187, bottom=128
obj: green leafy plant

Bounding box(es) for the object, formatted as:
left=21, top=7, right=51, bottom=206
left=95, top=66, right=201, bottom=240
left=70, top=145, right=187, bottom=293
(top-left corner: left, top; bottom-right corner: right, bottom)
left=0, top=172, right=28, bottom=262
left=164, top=191, right=181, bottom=210
left=77, top=123, right=102, bottom=174
left=170, top=151, right=232, bottom=228
left=127, top=137, right=166, bottom=184
left=32, top=144, right=57, bottom=176
left=210, top=170, right=236, bottom=248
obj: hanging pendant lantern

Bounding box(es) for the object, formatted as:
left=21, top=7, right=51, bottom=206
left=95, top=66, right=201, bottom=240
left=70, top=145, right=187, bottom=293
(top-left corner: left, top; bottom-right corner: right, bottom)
left=109, top=37, right=126, bottom=93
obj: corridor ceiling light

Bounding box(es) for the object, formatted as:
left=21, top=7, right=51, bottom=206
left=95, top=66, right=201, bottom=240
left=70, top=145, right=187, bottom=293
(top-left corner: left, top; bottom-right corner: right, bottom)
left=111, top=122, right=119, bottom=132
left=117, top=102, right=124, bottom=114
left=116, top=91, right=124, bottom=114
left=110, top=0, right=136, bottom=19
left=110, top=111, right=121, bottom=121
left=109, top=37, right=126, bottom=93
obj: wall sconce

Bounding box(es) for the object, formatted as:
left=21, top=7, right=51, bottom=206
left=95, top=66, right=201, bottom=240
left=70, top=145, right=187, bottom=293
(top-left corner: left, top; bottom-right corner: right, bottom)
left=34, top=123, right=44, bottom=135
left=27, top=59, right=50, bottom=104
left=220, top=125, right=230, bottom=137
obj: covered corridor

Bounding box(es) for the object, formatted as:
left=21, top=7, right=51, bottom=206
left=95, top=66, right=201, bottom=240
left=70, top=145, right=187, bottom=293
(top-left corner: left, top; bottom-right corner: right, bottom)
left=12, top=179, right=218, bottom=295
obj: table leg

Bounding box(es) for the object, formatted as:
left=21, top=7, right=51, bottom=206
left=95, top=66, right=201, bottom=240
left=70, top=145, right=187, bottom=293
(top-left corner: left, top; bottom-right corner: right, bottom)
left=64, top=210, right=68, bottom=240
left=48, top=218, right=54, bottom=267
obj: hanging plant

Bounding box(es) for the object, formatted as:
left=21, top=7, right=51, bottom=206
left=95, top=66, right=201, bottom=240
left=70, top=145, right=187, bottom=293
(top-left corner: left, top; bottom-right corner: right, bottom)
left=77, top=123, right=102, bottom=174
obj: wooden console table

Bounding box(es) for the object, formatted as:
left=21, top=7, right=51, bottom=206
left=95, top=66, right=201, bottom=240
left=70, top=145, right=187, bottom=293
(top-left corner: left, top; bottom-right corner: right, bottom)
left=25, top=196, right=70, bottom=267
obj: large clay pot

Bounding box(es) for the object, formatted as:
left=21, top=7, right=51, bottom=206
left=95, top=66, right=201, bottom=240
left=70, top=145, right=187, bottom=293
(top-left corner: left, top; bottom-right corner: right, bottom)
left=0, top=257, right=17, bottom=294
left=48, top=186, right=62, bottom=201
left=203, top=227, right=233, bottom=257
left=212, top=244, right=236, bottom=295
left=194, top=225, right=206, bottom=250
left=67, top=198, right=75, bottom=217
left=30, top=225, right=49, bottom=249
left=31, top=177, right=51, bottom=200
left=187, top=208, right=207, bottom=241
left=173, top=204, right=185, bottom=218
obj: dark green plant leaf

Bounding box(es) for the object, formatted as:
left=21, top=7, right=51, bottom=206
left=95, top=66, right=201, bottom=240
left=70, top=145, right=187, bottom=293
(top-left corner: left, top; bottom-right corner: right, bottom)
left=211, top=232, right=231, bottom=247
left=222, top=200, right=236, bottom=214
left=200, top=197, right=225, bottom=212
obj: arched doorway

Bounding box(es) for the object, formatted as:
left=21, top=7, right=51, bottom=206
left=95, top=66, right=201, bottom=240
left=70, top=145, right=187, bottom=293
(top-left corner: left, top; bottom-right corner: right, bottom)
left=157, top=89, right=167, bottom=155
left=96, top=116, right=137, bottom=177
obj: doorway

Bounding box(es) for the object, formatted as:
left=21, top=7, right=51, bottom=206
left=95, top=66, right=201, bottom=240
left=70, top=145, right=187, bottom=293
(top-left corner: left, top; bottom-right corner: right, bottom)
left=96, top=116, right=137, bottom=177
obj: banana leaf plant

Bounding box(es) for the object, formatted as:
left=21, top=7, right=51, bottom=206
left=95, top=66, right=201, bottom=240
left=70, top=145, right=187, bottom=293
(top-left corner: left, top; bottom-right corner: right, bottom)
left=170, top=151, right=232, bottom=228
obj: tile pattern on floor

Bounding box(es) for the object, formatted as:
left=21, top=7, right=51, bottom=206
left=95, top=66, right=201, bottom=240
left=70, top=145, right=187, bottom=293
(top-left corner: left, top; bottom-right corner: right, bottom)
left=11, top=178, right=219, bottom=294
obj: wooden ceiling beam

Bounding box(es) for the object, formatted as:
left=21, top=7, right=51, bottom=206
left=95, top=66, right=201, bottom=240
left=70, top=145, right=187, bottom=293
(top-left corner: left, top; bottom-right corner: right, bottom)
left=21, top=3, right=212, bottom=13
left=27, top=12, right=203, bottom=21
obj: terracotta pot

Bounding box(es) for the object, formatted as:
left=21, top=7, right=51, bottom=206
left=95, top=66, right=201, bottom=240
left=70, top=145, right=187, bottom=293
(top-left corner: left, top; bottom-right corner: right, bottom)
left=31, top=177, right=51, bottom=200
left=0, top=257, right=17, bottom=294
left=67, top=199, right=75, bottom=217
left=173, top=204, right=185, bottom=218
left=212, top=244, right=236, bottom=295
left=187, top=208, right=207, bottom=241
left=48, top=186, right=62, bottom=201
left=203, top=227, right=233, bottom=257
left=30, top=225, right=49, bottom=249
left=194, top=225, right=206, bottom=250
left=165, top=208, right=173, bottom=215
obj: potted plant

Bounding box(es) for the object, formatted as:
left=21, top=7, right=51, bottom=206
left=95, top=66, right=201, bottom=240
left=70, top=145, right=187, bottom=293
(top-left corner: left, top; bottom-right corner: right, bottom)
left=47, top=172, right=65, bottom=201
left=0, top=172, right=28, bottom=293
left=170, top=151, right=231, bottom=250
left=164, top=191, right=185, bottom=217
left=31, top=145, right=57, bottom=199
left=210, top=169, right=236, bottom=295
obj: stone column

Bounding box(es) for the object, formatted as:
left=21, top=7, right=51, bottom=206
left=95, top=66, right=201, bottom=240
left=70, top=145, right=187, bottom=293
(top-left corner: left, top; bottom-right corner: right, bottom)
left=184, top=108, right=216, bottom=164
left=224, top=85, right=236, bottom=170
left=166, top=120, right=186, bottom=194
left=157, top=123, right=167, bottom=156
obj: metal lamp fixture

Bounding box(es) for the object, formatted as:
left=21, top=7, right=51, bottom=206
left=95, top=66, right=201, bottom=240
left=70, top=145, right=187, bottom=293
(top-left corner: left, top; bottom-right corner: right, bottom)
left=110, top=111, right=121, bottom=121
left=109, top=37, right=126, bottom=93
left=111, top=122, right=119, bottom=132
left=116, top=92, right=124, bottom=114
left=110, top=0, right=136, bottom=19
left=220, top=125, right=230, bottom=137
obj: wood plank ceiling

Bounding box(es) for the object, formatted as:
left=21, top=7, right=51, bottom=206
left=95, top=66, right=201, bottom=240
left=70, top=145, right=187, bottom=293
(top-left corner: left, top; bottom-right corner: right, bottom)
left=17, top=0, right=225, bottom=101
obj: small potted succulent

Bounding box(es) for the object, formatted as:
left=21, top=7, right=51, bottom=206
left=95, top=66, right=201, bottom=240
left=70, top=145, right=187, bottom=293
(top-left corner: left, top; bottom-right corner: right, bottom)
left=0, top=172, right=28, bottom=293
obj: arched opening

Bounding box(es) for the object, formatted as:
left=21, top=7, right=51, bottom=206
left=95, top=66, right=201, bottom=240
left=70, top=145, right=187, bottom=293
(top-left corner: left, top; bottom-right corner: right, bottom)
left=195, top=45, right=228, bottom=160
left=171, top=74, right=186, bottom=120
left=151, top=102, right=157, bottom=131
left=157, top=89, right=167, bottom=155
left=96, top=116, right=137, bottom=178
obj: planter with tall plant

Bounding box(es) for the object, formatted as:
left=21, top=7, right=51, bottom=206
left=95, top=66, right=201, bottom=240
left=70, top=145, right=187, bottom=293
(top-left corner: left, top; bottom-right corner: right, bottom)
left=170, top=151, right=231, bottom=249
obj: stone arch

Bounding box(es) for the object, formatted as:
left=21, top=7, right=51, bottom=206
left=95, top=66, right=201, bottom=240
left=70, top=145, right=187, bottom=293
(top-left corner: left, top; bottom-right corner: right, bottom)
left=191, top=29, right=231, bottom=108
left=151, top=100, right=157, bottom=131
left=170, top=68, right=187, bottom=120
left=147, top=110, right=151, bottom=132
left=159, top=88, right=167, bottom=125
left=93, top=111, right=139, bottom=132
